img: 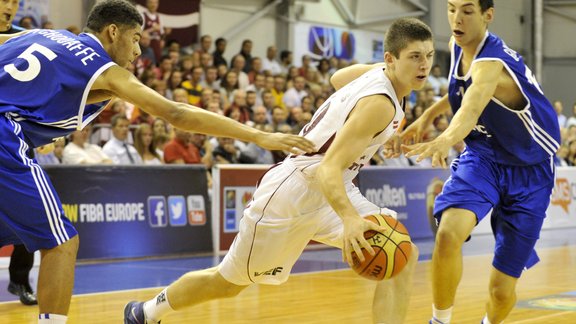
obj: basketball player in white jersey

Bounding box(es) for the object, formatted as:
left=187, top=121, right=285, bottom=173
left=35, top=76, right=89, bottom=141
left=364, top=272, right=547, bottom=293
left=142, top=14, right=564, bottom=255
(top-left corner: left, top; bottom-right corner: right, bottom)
left=125, top=17, right=435, bottom=324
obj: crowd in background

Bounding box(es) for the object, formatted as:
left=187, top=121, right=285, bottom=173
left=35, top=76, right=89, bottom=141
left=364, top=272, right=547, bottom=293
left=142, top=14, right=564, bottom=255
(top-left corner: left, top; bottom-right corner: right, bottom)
left=24, top=5, right=574, bottom=171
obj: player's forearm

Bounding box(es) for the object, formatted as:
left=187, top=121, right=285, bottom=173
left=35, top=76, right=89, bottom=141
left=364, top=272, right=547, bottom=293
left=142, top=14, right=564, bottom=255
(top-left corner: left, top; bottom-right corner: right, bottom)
left=317, top=164, right=358, bottom=220
left=169, top=103, right=261, bottom=144
left=437, top=87, right=488, bottom=146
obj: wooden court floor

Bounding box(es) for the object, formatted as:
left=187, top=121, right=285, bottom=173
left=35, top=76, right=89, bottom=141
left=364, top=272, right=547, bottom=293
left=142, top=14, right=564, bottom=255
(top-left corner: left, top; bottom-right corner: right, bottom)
left=1, top=246, right=575, bottom=323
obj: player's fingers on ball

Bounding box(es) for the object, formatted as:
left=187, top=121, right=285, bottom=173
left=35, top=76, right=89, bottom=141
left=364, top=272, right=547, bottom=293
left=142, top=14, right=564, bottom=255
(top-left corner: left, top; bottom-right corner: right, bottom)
left=350, top=240, right=364, bottom=262
left=359, top=238, right=375, bottom=256
left=342, top=242, right=350, bottom=263
left=374, top=224, right=389, bottom=235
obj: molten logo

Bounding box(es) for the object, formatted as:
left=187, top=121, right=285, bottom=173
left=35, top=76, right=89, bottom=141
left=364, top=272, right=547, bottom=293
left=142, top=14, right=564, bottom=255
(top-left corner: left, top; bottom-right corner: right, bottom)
left=551, top=178, right=571, bottom=213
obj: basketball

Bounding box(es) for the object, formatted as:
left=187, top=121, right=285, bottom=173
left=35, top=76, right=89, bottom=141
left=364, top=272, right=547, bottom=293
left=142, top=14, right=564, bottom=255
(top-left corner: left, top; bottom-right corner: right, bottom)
left=350, top=214, right=412, bottom=281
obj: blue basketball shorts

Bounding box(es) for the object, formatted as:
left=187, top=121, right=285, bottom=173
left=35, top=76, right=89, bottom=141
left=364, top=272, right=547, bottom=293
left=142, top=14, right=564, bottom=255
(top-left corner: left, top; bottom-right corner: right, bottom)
left=0, top=114, right=77, bottom=251
left=434, top=150, right=555, bottom=278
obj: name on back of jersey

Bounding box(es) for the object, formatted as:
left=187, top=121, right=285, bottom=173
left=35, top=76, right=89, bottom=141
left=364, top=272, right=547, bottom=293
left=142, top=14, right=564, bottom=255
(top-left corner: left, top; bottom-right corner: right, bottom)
left=31, top=29, right=101, bottom=66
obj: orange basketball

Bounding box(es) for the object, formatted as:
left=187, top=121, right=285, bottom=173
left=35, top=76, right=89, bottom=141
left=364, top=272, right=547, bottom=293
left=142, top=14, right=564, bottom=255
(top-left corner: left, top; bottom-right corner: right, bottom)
left=350, top=214, right=412, bottom=281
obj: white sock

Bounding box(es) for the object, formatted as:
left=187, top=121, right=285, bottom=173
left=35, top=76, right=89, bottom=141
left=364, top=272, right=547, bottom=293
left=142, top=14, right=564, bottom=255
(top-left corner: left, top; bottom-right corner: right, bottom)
left=143, top=288, right=174, bottom=322
left=432, top=304, right=453, bottom=323
left=482, top=315, right=492, bottom=324
left=38, top=313, right=67, bottom=323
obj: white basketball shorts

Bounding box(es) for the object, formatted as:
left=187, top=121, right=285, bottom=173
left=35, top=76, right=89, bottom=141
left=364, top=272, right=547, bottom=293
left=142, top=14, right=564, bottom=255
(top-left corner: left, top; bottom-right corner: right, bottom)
left=218, top=160, right=396, bottom=285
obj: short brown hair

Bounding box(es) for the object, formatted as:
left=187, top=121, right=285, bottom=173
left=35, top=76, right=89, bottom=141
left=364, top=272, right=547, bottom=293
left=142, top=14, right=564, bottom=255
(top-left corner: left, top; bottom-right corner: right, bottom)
left=384, top=18, right=433, bottom=58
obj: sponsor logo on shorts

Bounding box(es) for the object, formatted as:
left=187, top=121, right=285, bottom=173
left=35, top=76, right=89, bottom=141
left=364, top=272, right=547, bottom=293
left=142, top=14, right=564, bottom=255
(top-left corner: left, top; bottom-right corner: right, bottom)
left=156, top=291, right=166, bottom=305
left=254, top=267, right=283, bottom=277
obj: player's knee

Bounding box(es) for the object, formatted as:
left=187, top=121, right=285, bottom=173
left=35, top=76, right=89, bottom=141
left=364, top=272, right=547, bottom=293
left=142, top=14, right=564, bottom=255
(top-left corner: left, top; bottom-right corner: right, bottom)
left=50, top=235, right=79, bottom=254
left=211, top=271, right=247, bottom=298
left=222, top=283, right=245, bottom=298
left=435, top=227, right=464, bottom=250
left=218, top=281, right=246, bottom=298
left=63, top=235, right=80, bottom=254
left=489, top=284, right=516, bottom=304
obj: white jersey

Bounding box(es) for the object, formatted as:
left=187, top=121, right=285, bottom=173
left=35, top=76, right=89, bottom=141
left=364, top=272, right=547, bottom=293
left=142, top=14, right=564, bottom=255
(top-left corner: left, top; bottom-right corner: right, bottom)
left=291, top=67, right=405, bottom=182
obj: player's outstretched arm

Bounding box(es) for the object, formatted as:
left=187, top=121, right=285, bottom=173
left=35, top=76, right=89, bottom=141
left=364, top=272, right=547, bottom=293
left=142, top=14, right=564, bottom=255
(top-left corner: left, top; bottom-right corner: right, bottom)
left=330, top=63, right=386, bottom=90
left=403, top=61, right=502, bottom=167
left=94, top=66, right=316, bottom=154
left=316, top=95, right=394, bottom=265
left=427, top=61, right=501, bottom=147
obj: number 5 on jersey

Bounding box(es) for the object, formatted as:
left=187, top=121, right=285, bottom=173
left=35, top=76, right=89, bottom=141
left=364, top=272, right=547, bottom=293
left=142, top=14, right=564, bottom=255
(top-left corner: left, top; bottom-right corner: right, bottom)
left=4, top=43, right=58, bottom=82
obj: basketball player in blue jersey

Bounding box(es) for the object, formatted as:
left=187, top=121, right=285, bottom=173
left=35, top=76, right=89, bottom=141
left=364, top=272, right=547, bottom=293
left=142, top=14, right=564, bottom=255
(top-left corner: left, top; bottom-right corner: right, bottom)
left=124, top=18, right=433, bottom=324
left=0, top=1, right=314, bottom=323
left=400, top=1, right=561, bottom=323
left=0, top=0, right=38, bottom=307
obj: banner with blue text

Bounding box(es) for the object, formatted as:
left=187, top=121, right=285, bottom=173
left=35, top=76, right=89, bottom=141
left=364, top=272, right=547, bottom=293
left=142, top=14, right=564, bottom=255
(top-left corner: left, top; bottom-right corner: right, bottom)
left=358, top=167, right=450, bottom=240
left=44, top=165, right=211, bottom=260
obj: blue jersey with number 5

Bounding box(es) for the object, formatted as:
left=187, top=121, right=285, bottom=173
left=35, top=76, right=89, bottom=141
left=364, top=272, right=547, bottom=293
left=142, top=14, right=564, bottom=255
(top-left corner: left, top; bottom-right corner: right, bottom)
left=0, top=29, right=116, bottom=146
left=448, top=32, right=560, bottom=165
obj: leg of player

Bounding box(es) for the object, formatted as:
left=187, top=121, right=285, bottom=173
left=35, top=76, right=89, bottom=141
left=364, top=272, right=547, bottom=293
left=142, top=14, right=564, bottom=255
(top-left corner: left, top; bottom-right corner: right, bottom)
left=372, top=243, right=419, bottom=324
left=430, top=208, right=476, bottom=324
left=37, top=235, right=79, bottom=316
left=8, top=244, right=37, bottom=305
left=484, top=267, right=518, bottom=323
left=127, top=267, right=248, bottom=323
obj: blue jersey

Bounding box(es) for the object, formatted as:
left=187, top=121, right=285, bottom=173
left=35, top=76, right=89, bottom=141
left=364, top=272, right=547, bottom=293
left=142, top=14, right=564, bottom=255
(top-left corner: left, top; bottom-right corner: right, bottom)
left=448, top=32, right=560, bottom=165
left=0, top=29, right=115, bottom=146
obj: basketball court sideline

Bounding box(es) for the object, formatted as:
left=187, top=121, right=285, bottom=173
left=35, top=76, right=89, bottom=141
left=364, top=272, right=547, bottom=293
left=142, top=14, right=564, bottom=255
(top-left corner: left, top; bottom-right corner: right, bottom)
left=0, top=227, right=575, bottom=323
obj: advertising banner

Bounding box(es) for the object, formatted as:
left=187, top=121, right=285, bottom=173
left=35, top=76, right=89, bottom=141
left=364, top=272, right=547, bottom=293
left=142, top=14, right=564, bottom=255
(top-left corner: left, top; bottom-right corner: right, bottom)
left=44, top=165, right=211, bottom=260
left=546, top=167, right=576, bottom=228
left=212, top=165, right=269, bottom=254
left=293, top=21, right=383, bottom=64
left=358, top=167, right=451, bottom=240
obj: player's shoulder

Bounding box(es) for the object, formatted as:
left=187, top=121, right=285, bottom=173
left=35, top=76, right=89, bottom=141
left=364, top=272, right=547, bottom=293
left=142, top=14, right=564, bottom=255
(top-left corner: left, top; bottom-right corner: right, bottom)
left=356, top=93, right=396, bottom=111
left=479, top=33, right=513, bottom=57
left=93, top=65, right=134, bottom=89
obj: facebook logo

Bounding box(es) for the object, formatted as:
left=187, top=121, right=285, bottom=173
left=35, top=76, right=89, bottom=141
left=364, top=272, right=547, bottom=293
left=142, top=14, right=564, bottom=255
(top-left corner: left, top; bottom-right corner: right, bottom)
left=168, top=196, right=187, bottom=226
left=148, top=196, right=167, bottom=227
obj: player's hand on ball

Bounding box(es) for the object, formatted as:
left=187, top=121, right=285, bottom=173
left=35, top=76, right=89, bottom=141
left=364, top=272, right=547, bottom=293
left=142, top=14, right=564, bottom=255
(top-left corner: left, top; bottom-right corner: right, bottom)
left=351, top=214, right=413, bottom=280
left=341, top=216, right=387, bottom=266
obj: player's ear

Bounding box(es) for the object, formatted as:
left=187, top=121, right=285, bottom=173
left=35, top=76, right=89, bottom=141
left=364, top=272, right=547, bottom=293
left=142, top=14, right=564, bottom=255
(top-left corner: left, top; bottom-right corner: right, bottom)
left=106, top=24, right=119, bottom=41
left=384, top=52, right=395, bottom=71
left=483, top=7, right=494, bottom=24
